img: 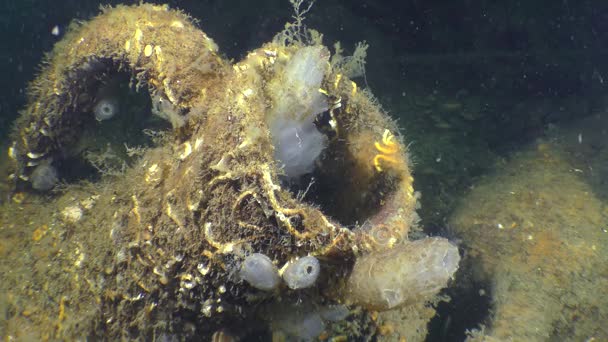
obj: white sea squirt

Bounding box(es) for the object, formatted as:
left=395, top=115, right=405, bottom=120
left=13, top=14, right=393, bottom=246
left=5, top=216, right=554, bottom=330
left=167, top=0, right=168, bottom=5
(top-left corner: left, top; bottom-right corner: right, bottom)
left=239, top=253, right=281, bottom=291
left=346, top=237, right=460, bottom=310
left=282, top=255, right=320, bottom=290
left=93, top=97, right=119, bottom=121
left=267, top=46, right=330, bottom=179
left=31, top=163, right=59, bottom=191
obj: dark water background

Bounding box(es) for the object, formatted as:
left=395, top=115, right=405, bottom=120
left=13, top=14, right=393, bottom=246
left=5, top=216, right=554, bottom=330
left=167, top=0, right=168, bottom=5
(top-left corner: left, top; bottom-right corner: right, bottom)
left=4, top=0, right=608, bottom=134
left=2, top=0, right=607, bottom=340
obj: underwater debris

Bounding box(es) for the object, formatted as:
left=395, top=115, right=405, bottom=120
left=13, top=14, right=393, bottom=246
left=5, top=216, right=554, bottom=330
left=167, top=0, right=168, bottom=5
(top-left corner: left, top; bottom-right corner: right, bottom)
left=1, top=3, right=459, bottom=340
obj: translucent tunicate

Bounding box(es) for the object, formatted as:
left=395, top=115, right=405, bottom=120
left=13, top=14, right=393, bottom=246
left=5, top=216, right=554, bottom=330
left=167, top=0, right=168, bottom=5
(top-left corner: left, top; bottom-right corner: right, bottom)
left=346, top=237, right=460, bottom=310
left=318, top=304, right=350, bottom=322
left=286, top=312, right=325, bottom=341
left=267, top=46, right=330, bottom=180
left=282, top=256, right=320, bottom=290
left=31, top=163, right=58, bottom=191
left=265, top=302, right=349, bottom=340
left=239, top=253, right=280, bottom=291
left=94, top=97, right=119, bottom=121
left=271, top=116, right=327, bottom=179
left=268, top=304, right=326, bottom=341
